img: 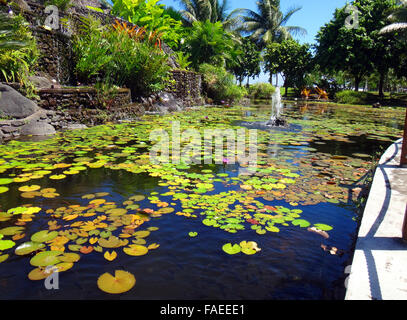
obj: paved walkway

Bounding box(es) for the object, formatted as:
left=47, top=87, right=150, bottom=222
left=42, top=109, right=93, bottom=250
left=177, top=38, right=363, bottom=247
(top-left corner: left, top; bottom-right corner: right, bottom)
left=345, top=139, right=407, bottom=300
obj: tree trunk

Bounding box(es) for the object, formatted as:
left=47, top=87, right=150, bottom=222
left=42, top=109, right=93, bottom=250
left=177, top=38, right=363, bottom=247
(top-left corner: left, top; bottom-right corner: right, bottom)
left=246, top=76, right=250, bottom=88
left=378, top=72, right=385, bottom=99
left=354, top=76, right=361, bottom=92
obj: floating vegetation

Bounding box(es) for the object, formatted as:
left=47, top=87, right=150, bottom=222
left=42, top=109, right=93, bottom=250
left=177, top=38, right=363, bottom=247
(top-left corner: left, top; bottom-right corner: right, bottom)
left=0, top=103, right=404, bottom=296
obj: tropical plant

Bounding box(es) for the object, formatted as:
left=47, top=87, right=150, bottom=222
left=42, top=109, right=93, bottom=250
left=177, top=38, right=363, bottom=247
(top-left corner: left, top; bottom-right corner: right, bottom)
left=233, top=0, right=306, bottom=49
left=72, top=15, right=170, bottom=98
left=111, top=0, right=183, bottom=48
left=380, top=0, right=407, bottom=35
left=44, top=0, right=72, bottom=12
left=248, top=82, right=275, bottom=100
left=174, top=51, right=192, bottom=70
left=199, top=63, right=247, bottom=104
left=177, top=0, right=240, bottom=30
left=0, top=13, right=38, bottom=96
left=183, top=19, right=238, bottom=70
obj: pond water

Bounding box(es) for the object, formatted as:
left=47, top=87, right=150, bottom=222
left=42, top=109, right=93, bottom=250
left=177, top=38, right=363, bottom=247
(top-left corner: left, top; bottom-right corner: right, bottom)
left=0, top=102, right=404, bottom=300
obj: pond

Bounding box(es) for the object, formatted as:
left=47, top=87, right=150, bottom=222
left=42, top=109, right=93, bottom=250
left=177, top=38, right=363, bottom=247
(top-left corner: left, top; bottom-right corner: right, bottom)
left=0, top=102, right=404, bottom=300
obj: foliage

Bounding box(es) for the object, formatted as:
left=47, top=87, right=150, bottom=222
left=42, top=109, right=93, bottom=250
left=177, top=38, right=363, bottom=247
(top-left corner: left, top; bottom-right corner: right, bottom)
left=315, top=0, right=406, bottom=96
left=231, top=37, right=261, bottom=85
left=0, top=13, right=38, bottom=97
left=183, top=20, right=238, bottom=70
left=44, top=0, right=72, bottom=12
left=72, top=16, right=171, bottom=98
left=111, top=0, right=183, bottom=48
left=174, top=51, right=192, bottom=70
left=380, top=0, right=407, bottom=35
left=248, top=82, right=276, bottom=100
left=199, top=63, right=247, bottom=103
left=334, top=90, right=375, bottom=105
left=264, top=39, right=312, bottom=94
left=177, top=0, right=240, bottom=30
left=233, top=0, right=307, bottom=49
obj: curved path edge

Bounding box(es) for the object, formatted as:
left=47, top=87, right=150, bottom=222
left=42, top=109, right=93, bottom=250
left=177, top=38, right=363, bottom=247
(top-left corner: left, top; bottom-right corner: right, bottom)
left=345, top=139, right=407, bottom=300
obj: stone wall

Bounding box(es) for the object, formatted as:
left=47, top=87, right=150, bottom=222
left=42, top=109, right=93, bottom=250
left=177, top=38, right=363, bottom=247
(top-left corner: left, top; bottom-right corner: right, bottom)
left=38, top=87, right=131, bottom=110
left=168, top=70, right=203, bottom=107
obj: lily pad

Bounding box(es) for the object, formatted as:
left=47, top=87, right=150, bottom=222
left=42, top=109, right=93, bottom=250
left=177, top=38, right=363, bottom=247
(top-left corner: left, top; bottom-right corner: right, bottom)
left=31, top=230, right=59, bottom=243
left=97, top=270, right=136, bottom=294
left=123, top=244, right=149, bottom=256
left=15, top=241, right=45, bottom=255
left=30, top=251, right=63, bottom=267
left=222, top=243, right=241, bottom=255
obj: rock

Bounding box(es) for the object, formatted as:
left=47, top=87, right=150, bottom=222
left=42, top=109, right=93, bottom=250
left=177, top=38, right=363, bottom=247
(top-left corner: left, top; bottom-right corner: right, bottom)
left=28, top=76, right=54, bottom=89
left=66, top=124, right=88, bottom=130
left=20, top=121, right=56, bottom=136
left=0, top=84, right=40, bottom=119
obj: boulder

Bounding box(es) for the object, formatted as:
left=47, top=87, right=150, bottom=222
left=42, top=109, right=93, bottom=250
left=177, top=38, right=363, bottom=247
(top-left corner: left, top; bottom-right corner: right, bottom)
left=20, top=120, right=56, bottom=136
left=28, top=76, right=54, bottom=89
left=0, top=84, right=40, bottom=119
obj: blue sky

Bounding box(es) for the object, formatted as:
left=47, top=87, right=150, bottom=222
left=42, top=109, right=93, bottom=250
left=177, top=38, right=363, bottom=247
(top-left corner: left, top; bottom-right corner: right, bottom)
left=158, top=0, right=350, bottom=83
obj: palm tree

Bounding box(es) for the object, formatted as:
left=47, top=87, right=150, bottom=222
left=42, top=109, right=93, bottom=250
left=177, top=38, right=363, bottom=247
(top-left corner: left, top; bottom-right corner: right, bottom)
left=177, top=0, right=239, bottom=29
left=380, top=1, right=407, bottom=35
left=233, top=0, right=306, bottom=49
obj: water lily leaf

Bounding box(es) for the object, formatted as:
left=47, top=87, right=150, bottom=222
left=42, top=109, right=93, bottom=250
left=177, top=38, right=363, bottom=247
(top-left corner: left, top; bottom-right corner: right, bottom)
left=80, top=246, right=93, bottom=254
left=0, top=239, right=15, bottom=250
left=97, top=270, right=136, bottom=294
left=222, top=243, right=241, bottom=255
left=129, top=195, right=145, bottom=201
left=31, top=230, right=58, bottom=243
left=98, top=236, right=121, bottom=248
left=28, top=266, right=57, bottom=280
left=49, top=174, right=66, bottom=180
left=30, top=251, right=63, bottom=267
left=0, top=186, right=9, bottom=194
left=133, top=230, right=150, bottom=238
left=292, top=219, right=310, bottom=228
left=147, top=243, right=159, bottom=250
left=15, top=241, right=45, bottom=255
left=68, top=244, right=82, bottom=251
left=58, top=252, right=80, bottom=263
left=314, top=223, right=333, bottom=231
left=0, top=254, right=9, bottom=263
left=18, top=185, right=41, bottom=192
left=123, top=244, right=148, bottom=256
left=188, top=232, right=198, bottom=237
left=0, top=178, right=13, bottom=185
left=104, top=250, right=117, bottom=261
left=0, top=226, right=25, bottom=236
left=54, top=262, right=74, bottom=272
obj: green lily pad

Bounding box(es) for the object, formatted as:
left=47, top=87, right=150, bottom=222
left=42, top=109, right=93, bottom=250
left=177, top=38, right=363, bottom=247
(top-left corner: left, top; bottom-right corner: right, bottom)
left=314, top=223, right=333, bottom=231
left=222, top=243, right=241, bottom=255
left=15, top=241, right=45, bottom=255
left=30, top=251, right=63, bottom=267
left=0, top=226, right=25, bottom=236
left=0, top=239, right=15, bottom=250
left=292, top=219, right=311, bottom=228
left=188, top=232, right=198, bottom=237
left=31, top=230, right=59, bottom=243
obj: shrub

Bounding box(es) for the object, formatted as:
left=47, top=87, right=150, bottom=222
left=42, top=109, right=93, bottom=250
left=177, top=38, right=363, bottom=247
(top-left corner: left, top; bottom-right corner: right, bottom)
left=44, top=0, right=72, bottom=12
left=72, top=16, right=171, bottom=98
left=0, top=13, right=39, bottom=97
left=248, top=82, right=276, bottom=100
left=334, top=90, right=375, bottom=105
left=199, top=63, right=247, bottom=104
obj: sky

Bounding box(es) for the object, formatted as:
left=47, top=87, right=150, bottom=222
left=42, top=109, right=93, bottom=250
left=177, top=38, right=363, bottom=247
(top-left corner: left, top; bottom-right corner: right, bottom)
left=159, top=0, right=350, bottom=83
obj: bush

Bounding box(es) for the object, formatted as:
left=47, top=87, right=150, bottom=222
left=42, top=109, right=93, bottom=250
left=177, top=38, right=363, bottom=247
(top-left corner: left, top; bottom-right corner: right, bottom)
left=72, top=16, right=171, bottom=98
left=334, top=90, right=375, bottom=105
left=248, top=82, right=276, bottom=100
left=199, top=63, right=247, bottom=104
left=0, top=13, right=39, bottom=97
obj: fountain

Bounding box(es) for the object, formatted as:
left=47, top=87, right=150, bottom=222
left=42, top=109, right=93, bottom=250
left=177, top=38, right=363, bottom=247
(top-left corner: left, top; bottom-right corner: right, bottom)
left=266, top=87, right=286, bottom=127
